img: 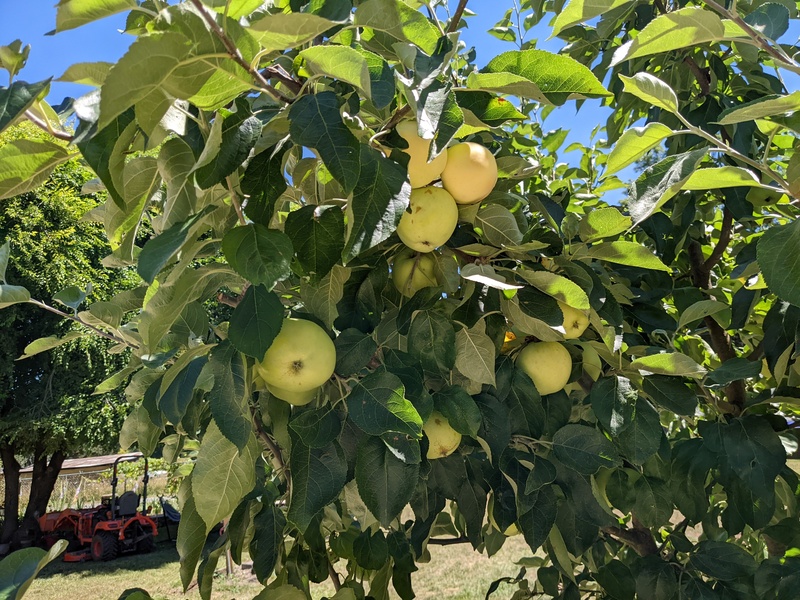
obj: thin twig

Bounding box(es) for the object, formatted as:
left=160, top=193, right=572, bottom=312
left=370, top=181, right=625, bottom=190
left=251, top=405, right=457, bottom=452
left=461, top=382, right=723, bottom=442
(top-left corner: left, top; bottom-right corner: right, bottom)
left=24, top=110, right=73, bottom=142
left=251, top=404, right=291, bottom=488
left=428, top=536, right=470, bottom=545
left=27, top=299, right=138, bottom=349
left=447, top=0, right=470, bottom=33
left=683, top=57, right=710, bottom=97
left=703, top=208, right=734, bottom=272
left=327, top=560, right=342, bottom=591
left=226, top=176, right=248, bottom=226
left=187, top=0, right=294, bottom=104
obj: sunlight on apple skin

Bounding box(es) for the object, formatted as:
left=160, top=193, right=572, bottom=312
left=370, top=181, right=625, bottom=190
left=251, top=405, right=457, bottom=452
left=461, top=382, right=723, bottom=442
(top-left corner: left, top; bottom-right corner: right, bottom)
left=558, top=301, right=589, bottom=339
left=515, top=341, right=573, bottom=395
left=392, top=250, right=438, bottom=297
left=396, top=120, right=448, bottom=188
left=441, top=142, right=498, bottom=205
left=423, top=410, right=462, bottom=460
left=396, top=186, right=459, bottom=253
left=257, top=318, right=336, bottom=392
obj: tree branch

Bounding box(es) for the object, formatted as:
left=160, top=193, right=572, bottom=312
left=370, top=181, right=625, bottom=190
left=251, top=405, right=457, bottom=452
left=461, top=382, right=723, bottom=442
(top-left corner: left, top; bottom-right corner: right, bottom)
left=428, top=536, right=470, bottom=545
left=26, top=299, right=139, bottom=350
left=251, top=404, right=291, bottom=489
left=602, top=521, right=659, bottom=556
left=24, top=110, right=74, bottom=142
left=447, top=0, right=470, bottom=33
left=187, top=0, right=294, bottom=104
left=683, top=57, right=710, bottom=97
left=703, top=208, right=734, bottom=272
left=327, top=560, right=342, bottom=592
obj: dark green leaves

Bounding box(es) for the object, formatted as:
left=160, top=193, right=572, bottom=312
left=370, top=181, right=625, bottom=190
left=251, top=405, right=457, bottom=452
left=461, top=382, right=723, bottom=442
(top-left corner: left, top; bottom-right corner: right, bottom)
left=241, top=144, right=288, bottom=226
left=0, top=541, right=67, bottom=600
left=0, top=138, right=70, bottom=201
left=552, top=425, right=622, bottom=474
left=590, top=376, right=637, bottom=436
left=205, top=342, right=251, bottom=451
left=433, top=385, right=482, bottom=437
left=517, top=485, right=558, bottom=552
left=0, top=79, right=49, bottom=136
left=249, top=500, right=287, bottom=583
left=334, top=328, right=377, bottom=376
left=743, top=2, right=790, bottom=41
left=616, top=401, right=663, bottom=465
left=356, top=436, right=420, bottom=527
left=408, top=310, right=456, bottom=373
left=222, top=224, right=293, bottom=289
left=758, top=219, right=800, bottom=307
left=289, top=406, right=343, bottom=448
left=689, top=541, right=757, bottom=581
left=228, top=285, right=284, bottom=359
left=284, top=205, right=345, bottom=280
left=642, top=376, right=697, bottom=415
left=343, top=145, right=411, bottom=262
left=347, top=370, right=423, bottom=437
left=705, top=358, right=762, bottom=388
left=288, top=92, right=360, bottom=194
left=721, top=417, right=786, bottom=492
left=287, top=439, right=347, bottom=533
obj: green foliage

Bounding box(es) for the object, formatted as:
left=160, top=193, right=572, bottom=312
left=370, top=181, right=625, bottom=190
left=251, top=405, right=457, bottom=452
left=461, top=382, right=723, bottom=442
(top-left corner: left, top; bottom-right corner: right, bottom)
left=2, top=0, right=800, bottom=599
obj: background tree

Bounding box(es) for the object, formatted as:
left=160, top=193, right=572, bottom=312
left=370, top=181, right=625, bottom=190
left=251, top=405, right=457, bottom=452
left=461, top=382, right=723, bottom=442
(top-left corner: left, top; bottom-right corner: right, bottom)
left=0, top=124, right=133, bottom=546
left=0, top=0, right=799, bottom=598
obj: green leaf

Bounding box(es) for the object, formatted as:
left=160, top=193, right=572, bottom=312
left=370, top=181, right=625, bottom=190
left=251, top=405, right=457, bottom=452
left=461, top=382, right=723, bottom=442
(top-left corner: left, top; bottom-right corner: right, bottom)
left=55, top=0, right=137, bottom=32
left=0, top=80, right=50, bottom=136
left=0, top=540, right=67, bottom=600
left=587, top=241, right=671, bottom=272
left=53, top=285, right=87, bottom=311
left=433, top=385, right=482, bottom=437
left=408, top=310, right=456, bottom=373
left=287, top=439, right=347, bottom=533
left=76, top=109, right=135, bottom=207
left=552, top=424, right=622, bottom=474
left=454, top=324, right=497, bottom=387
left=0, top=284, right=31, bottom=309
left=758, top=219, right=800, bottom=307
left=683, top=166, right=770, bottom=191
left=627, top=148, right=707, bottom=225
left=299, top=46, right=372, bottom=98
left=354, top=0, right=441, bottom=54
left=343, top=145, right=411, bottom=263
left=706, top=358, right=762, bottom=388
left=604, top=123, right=673, bottom=179
left=517, top=484, right=558, bottom=551
left=0, top=139, right=70, bottom=201
left=249, top=500, right=286, bottom=583
left=360, top=48, right=394, bottom=109
left=475, top=204, right=524, bottom=247
left=347, top=370, right=423, bottom=437
left=595, top=560, right=636, bottom=600
left=454, top=91, right=526, bottom=127
left=289, top=92, right=360, bottom=195
left=18, top=331, right=86, bottom=360
left=57, top=61, right=112, bottom=86
left=633, top=476, right=673, bottom=527
left=590, top=376, right=637, bottom=436
left=0, top=241, right=8, bottom=283
left=722, top=416, right=786, bottom=492
left=477, top=49, right=610, bottom=105
left=634, top=559, right=678, bottom=600
left=689, top=541, right=758, bottom=581
left=743, top=2, right=790, bottom=41
left=241, top=144, right=288, bottom=227
left=334, top=328, right=378, bottom=377
left=518, top=269, right=590, bottom=310
left=356, top=436, right=420, bottom=528
left=717, top=91, right=800, bottom=125
left=616, top=401, right=662, bottom=465
left=301, top=264, right=350, bottom=329
left=192, top=420, right=258, bottom=528
left=247, top=13, right=338, bottom=53
left=137, top=207, right=215, bottom=284
left=159, top=356, right=207, bottom=426
left=289, top=406, right=343, bottom=449
left=205, top=342, right=252, bottom=451
left=205, top=0, right=264, bottom=19
left=619, top=73, right=679, bottom=114
left=222, top=224, right=293, bottom=290
left=677, top=299, right=730, bottom=330
left=285, top=205, right=345, bottom=280
left=642, top=375, right=697, bottom=415
left=630, top=353, right=707, bottom=377
left=612, top=7, right=725, bottom=65
left=0, top=40, right=30, bottom=79
left=466, top=72, right=551, bottom=104
left=177, top=491, right=210, bottom=590
left=353, top=530, right=390, bottom=571
left=551, top=0, right=633, bottom=36
left=525, top=456, right=557, bottom=493
left=578, top=207, right=632, bottom=243
left=228, top=285, right=284, bottom=360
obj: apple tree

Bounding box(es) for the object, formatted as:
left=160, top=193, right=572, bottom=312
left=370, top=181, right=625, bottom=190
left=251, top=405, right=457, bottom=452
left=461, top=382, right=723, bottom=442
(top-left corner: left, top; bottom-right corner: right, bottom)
left=1, top=0, right=799, bottom=598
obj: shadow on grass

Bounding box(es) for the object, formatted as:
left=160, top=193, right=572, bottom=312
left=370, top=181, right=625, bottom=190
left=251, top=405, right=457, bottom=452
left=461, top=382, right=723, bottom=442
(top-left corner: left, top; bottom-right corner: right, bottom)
left=37, top=542, right=180, bottom=579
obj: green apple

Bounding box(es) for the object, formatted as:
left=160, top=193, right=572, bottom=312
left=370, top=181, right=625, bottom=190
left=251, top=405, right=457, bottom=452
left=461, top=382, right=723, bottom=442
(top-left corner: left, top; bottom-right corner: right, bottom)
left=392, top=250, right=438, bottom=297
left=267, top=384, right=317, bottom=406
left=423, top=410, right=462, bottom=460
left=558, top=301, right=589, bottom=339
left=396, top=186, right=459, bottom=253
left=515, top=341, right=572, bottom=395
left=440, top=142, right=498, bottom=205
left=396, top=120, right=448, bottom=188
left=257, top=318, right=336, bottom=392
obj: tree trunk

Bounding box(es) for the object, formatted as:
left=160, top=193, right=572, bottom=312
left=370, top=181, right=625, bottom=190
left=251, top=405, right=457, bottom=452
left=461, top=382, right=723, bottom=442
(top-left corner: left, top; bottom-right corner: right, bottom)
left=0, top=444, right=20, bottom=545
left=23, top=446, right=65, bottom=521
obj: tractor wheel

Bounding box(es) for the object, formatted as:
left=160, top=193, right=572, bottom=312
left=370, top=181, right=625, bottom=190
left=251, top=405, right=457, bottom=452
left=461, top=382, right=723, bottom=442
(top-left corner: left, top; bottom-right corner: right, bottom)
left=136, top=526, right=155, bottom=554
left=91, top=532, right=118, bottom=561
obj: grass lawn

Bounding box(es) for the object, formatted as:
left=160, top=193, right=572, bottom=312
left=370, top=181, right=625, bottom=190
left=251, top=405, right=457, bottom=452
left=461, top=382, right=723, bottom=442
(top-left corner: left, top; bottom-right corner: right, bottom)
left=30, top=535, right=532, bottom=600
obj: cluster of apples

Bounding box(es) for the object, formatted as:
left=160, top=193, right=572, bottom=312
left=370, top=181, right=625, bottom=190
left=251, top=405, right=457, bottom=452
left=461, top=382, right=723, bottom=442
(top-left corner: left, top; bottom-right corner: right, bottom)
left=391, top=120, right=499, bottom=299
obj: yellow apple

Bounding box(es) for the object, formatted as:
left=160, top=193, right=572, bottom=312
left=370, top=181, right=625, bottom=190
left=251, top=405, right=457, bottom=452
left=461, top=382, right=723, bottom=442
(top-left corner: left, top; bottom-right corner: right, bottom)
left=392, top=250, right=438, bottom=297
left=423, top=411, right=462, bottom=460
left=440, top=142, right=498, bottom=205
left=267, top=384, right=318, bottom=406
left=396, top=120, right=448, bottom=188
left=558, top=301, right=589, bottom=339
left=515, top=341, right=572, bottom=395
left=257, top=318, right=336, bottom=392
left=396, top=186, right=459, bottom=253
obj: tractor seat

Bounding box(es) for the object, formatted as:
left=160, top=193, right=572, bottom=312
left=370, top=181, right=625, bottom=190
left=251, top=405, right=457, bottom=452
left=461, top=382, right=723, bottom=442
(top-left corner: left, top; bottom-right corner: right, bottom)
left=116, top=491, right=140, bottom=517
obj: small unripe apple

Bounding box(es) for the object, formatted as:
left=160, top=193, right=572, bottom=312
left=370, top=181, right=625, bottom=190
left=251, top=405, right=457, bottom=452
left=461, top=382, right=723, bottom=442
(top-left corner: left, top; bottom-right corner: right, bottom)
left=423, top=410, right=461, bottom=459
left=257, top=318, right=336, bottom=392
left=515, top=341, right=572, bottom=395
left=396, top=120, right=448, bottom=188
left=267, top=384, right=318, bottom=406
left=558, top=301, right=589, bottom=339
left=396, top=186, right=459, bottom=253
left=440, top=142, right=498, bottom=205
left=392, top=250, right=438, bottom=297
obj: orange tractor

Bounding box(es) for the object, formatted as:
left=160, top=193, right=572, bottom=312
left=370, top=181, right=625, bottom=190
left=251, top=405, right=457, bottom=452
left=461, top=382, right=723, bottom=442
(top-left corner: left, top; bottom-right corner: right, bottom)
left=38, top=454, right=158, bottom=561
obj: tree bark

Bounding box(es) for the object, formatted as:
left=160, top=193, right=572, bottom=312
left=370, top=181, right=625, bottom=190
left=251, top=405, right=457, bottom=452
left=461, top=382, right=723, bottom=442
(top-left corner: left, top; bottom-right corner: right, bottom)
left=23, top=446, right=65, bottom=521
left=0, top=444, right=21, bottom=544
